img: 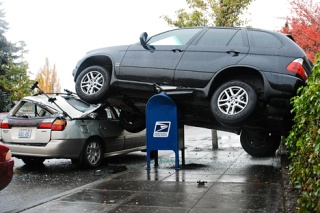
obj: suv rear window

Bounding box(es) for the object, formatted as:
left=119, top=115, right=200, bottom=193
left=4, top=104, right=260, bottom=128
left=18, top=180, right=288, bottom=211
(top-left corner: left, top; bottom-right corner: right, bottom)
left=248, top=30, right=283, bottom=48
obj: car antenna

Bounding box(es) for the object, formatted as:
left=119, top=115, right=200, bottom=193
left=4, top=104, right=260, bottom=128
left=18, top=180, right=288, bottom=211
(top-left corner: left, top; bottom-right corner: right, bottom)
left=31, top=82, right=73, bottom=119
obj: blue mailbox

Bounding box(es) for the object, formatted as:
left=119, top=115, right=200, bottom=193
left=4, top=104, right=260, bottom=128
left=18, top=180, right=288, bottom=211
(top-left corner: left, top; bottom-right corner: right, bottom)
left=146, top=92, right=185, bottom=170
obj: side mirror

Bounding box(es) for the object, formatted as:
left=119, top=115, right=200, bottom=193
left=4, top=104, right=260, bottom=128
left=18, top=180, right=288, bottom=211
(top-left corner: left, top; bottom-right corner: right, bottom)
left=139, top=32, right=155, bottom=52
left=139, top=32, right=148, bottom=47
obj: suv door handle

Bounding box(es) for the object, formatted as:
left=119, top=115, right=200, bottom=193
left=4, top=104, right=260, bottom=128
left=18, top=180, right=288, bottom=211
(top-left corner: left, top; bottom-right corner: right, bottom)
left=172, top=48, right=184, bottom=53
left=226, top=50, right=240, bottom=56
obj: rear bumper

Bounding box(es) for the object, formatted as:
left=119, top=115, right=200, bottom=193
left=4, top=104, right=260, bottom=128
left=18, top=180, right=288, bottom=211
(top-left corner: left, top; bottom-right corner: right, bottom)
left=259, top=74, right=301, bottom=134
left=263, top=72, right=304, bottom=104
left=4, top=139, right=86, bottom=159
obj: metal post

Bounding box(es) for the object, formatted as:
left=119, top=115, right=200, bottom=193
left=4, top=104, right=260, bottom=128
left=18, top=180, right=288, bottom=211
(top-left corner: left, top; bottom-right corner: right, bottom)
left=211, top=129, right=218, bottom=150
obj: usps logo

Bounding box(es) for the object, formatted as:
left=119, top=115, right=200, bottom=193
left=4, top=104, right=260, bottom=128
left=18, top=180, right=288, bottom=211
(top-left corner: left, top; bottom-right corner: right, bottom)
left=153, top=121, right=171, bottom=137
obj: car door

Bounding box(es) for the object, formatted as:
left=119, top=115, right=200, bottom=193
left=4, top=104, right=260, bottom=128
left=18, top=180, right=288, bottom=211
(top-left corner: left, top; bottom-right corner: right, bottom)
left=119, top=28, right=203, bottom=86
left=175, top=28, right=249, bottom=88
left=97, top=107, right=126, bottom=153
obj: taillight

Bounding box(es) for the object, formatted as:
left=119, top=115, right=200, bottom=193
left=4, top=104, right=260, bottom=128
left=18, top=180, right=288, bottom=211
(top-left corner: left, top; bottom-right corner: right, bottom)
left=38, top=122, right=52, bottom=129
left=5, top=150, right=12, bottom=161
left=51, top=119, right=67, bottom=131
left=0, top=118, right=10, bottom=129
left=38, top=119, right=67, bottom=131
left=287, top=58, right=308, bottom=81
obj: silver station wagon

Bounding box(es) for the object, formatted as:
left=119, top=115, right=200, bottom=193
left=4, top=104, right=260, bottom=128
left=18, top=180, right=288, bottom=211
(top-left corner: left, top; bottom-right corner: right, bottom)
left=0, top=92, right=145, bottom=169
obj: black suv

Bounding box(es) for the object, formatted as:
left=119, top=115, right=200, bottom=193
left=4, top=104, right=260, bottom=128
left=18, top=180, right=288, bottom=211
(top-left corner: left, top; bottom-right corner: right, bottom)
left=72, top=27, right=313, bottom=157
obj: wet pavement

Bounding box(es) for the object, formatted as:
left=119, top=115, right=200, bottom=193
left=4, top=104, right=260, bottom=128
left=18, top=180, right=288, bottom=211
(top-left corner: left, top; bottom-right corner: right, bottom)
left=9, top=127, right=285, bottom=213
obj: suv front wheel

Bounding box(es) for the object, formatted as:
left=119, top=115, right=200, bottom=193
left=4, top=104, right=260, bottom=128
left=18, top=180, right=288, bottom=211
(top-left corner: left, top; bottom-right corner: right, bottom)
left=75, top=66, right=110, bottom=104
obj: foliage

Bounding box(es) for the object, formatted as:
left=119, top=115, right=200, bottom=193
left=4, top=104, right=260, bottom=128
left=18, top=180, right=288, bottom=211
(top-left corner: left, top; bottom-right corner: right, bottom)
left=0, top=54, right=34, bottom=102
left=280, top=0, right=320, bottom=63
left=0, top=1, right=10, bottom=68
left=0, top=2, right=20, bottom=72
left=0, top=2, right=7, bottom=34
left=0, top=2, right=33, bottom=111
left=35, top=58, right=61, bottom=93
left=162, top=0, right=254, bottom=27
left=0, top=89, right=11, bottom=111
left=284, top=54, right=320, bottom=212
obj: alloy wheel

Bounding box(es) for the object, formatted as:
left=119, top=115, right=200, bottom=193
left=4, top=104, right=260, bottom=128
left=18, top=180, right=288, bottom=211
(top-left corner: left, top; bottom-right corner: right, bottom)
left=217, top=86, right=248, bottom=115
left=85, top=141, right=101, bottom=165
left=80, top=71, right=104, bottom=95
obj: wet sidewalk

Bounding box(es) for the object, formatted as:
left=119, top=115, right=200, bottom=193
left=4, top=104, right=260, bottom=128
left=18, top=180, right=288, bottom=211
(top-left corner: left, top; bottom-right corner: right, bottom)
left=11, top=127, right=284, bottom=212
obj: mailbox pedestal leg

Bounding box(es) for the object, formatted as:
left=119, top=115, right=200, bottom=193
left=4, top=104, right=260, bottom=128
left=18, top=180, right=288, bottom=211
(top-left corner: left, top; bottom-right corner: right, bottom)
left=154, top=151, right=158, bottom=167
left=175, top=150, right=179, bottom=170
left=147, top=151, right=151, bottom=170
left=147, top=150, right=159, bottom=170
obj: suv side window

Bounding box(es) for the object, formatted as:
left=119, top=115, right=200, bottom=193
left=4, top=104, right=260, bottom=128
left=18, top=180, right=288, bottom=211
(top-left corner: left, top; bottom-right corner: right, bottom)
left=248, top=30, right=283, bottom=48
left=196, top=28, right=243, bottom=46
left=147, top=28, right=202, bottom=45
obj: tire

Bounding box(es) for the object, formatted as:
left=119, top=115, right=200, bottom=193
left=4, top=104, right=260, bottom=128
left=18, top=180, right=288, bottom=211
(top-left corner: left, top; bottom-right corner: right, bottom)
left=75, top=65, right=110, bottom=104
left=21, top=157, right=45, bottom=166
left=211, top=81, right=257, bottom=125
left=119, top=111, right=146, bottom=133
left=240, top=128, right=281, bottom=157
left=82, top=138, right=103, bottom=169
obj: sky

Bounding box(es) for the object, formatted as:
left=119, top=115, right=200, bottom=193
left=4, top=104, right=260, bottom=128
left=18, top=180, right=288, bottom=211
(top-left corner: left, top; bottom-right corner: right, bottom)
left=2, top=0, right=290, bottom=92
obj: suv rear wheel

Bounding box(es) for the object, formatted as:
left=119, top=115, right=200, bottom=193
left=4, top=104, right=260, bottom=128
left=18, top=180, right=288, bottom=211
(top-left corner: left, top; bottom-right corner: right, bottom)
left=119, top=110, right=146, bottom=133
left=211, top=80, right=257, bottom=125
left=240, top=128, right=281, bottom=157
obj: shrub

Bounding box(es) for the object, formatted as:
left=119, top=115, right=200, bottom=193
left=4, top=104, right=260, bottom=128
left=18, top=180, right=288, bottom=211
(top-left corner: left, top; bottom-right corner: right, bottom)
left=285, top=54, right=320, bottom=212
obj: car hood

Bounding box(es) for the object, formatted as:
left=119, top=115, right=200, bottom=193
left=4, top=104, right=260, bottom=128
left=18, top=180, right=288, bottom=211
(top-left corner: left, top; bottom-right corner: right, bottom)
left=85, top=44, right=131, bottom=56
left=20, top=95, right=102, bottom=119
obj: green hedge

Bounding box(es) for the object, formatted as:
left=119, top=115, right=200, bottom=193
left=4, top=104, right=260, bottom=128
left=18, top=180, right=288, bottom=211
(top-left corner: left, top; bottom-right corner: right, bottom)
left=285, top=54, right=320, bottom=212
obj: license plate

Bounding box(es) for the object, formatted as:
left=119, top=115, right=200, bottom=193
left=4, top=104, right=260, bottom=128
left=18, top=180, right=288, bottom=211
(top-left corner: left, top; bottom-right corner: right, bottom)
left=18, top=129, right=32, bottom=138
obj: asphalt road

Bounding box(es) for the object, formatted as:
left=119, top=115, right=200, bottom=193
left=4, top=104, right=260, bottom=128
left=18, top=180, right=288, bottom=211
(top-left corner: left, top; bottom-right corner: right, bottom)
left=0, top=153, right=148, bottom=213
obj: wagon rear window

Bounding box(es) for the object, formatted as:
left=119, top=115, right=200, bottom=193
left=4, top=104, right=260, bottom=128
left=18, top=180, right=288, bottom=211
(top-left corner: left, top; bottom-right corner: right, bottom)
left=13, top=101, right=56, bottom=118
